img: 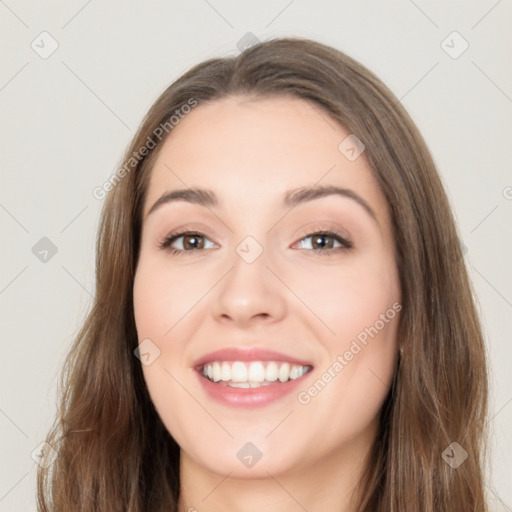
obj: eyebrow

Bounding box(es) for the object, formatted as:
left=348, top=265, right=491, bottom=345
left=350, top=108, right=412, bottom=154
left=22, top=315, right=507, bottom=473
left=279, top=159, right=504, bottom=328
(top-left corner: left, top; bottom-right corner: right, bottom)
left=145, top=185, right=377, bottom=222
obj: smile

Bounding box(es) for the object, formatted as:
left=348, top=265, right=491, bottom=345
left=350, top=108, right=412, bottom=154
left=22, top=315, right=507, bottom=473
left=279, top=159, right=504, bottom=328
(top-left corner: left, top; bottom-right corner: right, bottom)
left=193, top=347, right=314, bottom=407
left=201, top=360, right=312, bottom=388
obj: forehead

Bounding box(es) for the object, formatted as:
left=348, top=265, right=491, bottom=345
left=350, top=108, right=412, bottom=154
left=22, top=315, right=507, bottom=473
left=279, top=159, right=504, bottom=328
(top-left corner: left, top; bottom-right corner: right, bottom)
left=144, top=95, right=388, bottom=222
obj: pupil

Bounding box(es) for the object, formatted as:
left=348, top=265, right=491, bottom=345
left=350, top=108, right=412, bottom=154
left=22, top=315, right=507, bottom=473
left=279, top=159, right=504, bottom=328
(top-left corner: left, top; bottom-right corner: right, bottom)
left=185, top=235, right=203, bottom=249
left=313, top=235, right=331, bottom=249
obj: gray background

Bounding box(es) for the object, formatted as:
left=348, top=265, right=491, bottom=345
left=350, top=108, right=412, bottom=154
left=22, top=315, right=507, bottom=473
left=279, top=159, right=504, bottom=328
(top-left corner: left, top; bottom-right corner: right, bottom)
left=1, top=1, right=511, bottom=510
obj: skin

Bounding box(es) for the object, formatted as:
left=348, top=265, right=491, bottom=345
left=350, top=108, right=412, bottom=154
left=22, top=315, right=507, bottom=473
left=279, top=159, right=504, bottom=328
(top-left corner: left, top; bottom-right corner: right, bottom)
left=133, top=95, right=401, bottom=512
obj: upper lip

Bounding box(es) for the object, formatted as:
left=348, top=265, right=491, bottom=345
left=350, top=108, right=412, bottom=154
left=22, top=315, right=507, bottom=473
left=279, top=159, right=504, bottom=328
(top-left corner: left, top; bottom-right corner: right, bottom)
left=192, top=347, right=314, bottom=370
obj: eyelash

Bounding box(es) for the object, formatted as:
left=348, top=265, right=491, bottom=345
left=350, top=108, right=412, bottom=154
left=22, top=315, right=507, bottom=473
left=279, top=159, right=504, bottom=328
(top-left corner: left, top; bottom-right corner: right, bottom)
left=158, top=227, right=353, bottom=256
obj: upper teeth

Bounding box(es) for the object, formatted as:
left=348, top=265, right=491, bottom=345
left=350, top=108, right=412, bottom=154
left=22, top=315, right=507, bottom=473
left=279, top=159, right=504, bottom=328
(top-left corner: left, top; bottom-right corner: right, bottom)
left=202, top=361, right=311, bottom=384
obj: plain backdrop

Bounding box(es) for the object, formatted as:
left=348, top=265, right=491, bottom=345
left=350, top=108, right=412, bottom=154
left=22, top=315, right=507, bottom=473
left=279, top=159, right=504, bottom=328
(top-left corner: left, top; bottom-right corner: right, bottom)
left=0, top=1, right=511, bottom=510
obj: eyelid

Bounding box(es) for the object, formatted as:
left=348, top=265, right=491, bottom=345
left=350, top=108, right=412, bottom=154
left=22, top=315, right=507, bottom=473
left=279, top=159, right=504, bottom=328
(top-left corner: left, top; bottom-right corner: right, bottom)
left=157, top=221, right=219, bottom=245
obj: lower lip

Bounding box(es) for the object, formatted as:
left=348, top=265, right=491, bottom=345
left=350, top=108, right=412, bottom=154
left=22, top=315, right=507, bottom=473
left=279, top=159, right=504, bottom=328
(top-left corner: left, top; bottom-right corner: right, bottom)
left=196, top=371, right=311, bottom=408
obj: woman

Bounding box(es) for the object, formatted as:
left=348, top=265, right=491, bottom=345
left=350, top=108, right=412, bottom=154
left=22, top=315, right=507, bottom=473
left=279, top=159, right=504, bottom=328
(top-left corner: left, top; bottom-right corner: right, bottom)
left=37, top=37, right=489, bottom=511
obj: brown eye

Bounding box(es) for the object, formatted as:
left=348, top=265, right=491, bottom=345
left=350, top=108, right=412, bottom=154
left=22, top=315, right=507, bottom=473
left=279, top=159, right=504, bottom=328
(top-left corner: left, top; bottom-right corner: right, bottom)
left=295, top=231, right=352, bottom=253
left=182, top=234, right=205, bottom=250
left=311, top=234, right=335, bottom=250
left=159, top=231, right=217, bottom=254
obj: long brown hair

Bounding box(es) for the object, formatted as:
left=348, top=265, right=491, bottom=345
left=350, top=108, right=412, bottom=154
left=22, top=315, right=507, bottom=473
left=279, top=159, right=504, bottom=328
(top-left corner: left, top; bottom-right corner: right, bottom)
left=37, top=37, right=489, bottom=511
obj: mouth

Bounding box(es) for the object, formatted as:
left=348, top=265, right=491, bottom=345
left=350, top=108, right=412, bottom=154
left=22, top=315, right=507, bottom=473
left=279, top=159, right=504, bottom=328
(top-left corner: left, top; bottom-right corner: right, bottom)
left=193, top=348, right=314, bottom=407
left=199, top=360, right=313, bottom=388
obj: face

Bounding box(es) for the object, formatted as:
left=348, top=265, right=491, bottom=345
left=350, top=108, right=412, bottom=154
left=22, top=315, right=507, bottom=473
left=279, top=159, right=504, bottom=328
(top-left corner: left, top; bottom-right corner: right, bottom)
left=133, top=95, right=401, bottom=479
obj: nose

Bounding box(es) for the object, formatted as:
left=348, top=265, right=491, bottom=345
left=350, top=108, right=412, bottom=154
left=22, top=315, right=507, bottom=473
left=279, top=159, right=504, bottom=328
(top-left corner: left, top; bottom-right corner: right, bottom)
left=210, top=244, right=287, bottom=329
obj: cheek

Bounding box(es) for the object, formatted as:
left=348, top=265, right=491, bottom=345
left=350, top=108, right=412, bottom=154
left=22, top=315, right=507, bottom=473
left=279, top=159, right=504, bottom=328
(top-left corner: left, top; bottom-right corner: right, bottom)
left=289, top=253, right=400, bottom=343
left=133, top=259, right=209, bottom=339
left=290, top=254, right=400, bottom=415
left=323, top=310, right=399, bottom=433
left=133, top=263, right=204, bottom=446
